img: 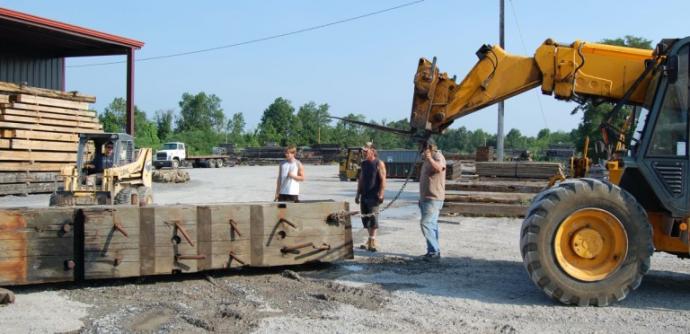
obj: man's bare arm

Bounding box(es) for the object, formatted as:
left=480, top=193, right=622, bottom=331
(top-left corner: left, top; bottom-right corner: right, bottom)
left=378, top=161, right=387, bottom=199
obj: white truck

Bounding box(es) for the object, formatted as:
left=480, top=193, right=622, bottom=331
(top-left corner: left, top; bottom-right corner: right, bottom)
left=154, top=142, right=235, bottom=169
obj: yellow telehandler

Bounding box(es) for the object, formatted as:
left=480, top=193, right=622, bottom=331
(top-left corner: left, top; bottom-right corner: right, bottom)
left=409, top=37, right=690, bottom=306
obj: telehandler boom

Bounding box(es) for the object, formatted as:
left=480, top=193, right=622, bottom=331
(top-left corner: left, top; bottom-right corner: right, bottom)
left=411, top=37, right=690, bottom=305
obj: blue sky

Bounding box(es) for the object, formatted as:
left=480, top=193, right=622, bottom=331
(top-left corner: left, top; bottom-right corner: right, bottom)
left=4, top=0, right=690, bottom=136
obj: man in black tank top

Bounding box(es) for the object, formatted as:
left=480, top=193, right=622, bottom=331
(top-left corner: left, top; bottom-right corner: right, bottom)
left=355, top=143, right=386, bottom=252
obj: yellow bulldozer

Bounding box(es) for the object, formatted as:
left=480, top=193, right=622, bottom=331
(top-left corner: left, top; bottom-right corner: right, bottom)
left=338, top=147, right=363, bottom=181
left=408, top=37, right=690, bottom=305
left=50, top=133, right=153, bottom=206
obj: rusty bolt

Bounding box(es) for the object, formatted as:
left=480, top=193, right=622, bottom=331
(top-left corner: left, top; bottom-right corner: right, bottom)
left=113, top=257, right=122, bottom=267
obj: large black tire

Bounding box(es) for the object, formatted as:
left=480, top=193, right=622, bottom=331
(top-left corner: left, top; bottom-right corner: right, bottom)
left=114, top=187, right=138, bottom=205
left=137, top=186, right=154, bottom=206
left=215, top=159, right=223, bottom=168
left=520, top=178, right=653, bottom=306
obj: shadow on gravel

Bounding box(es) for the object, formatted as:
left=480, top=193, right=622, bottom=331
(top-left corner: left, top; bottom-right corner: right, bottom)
left=620, top=269, right=690, bottom=311
left=312, top=253, right=690, bottom=310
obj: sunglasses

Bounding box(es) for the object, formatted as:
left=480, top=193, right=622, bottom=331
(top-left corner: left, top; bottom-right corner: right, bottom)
left=106, top=146, right=113, bottom=149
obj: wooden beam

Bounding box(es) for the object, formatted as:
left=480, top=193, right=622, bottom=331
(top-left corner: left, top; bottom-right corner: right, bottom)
left=8, top=103, right=96, bottom=118
left=8, top=139, right=78, bottom=152
left=0, top=150, right=76, bottom=162
left=0, top=172, right=59, bottom=183
left=1, top=108, right=100, bottom=124
left=1, top=129, right=78, bottom=142
left=0, top=81, right=96, bottom=103
left=0, top=121, right=102, bottom=134
left=0, top=115, right=102, bottom=130
left=0, top=162, right=69, bottom=172
left=441, top=202, right=528, bottom=218
left=446, top=182, right=545, bottom=193
left=15, top=94, right=90, bottom=111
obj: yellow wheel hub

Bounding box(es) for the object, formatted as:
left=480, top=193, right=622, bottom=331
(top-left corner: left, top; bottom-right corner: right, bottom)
left=554, top=208, right=628, bottom=282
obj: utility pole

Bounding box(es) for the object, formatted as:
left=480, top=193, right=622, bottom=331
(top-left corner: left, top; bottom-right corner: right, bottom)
left=496, top=0, right=505, bottom=161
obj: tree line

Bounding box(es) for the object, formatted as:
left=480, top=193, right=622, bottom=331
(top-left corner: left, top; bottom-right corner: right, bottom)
left=98, top=35, right=652, bottom=159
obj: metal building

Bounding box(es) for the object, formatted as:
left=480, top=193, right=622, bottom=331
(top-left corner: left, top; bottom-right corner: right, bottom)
left=0, top=7, right=144, bottom=134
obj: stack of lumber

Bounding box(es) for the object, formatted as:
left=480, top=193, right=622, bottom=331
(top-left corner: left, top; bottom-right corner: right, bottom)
left=0, top=81, right=102, bottom=195
left=442, top=178, right=548, bottom=218
left=475, top=161, right=563, bottom=179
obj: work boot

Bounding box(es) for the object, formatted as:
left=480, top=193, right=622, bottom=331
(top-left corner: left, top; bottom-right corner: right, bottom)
left=359, top=238, right=371, bottom=250
left=368, top=239, right=378, bottom=252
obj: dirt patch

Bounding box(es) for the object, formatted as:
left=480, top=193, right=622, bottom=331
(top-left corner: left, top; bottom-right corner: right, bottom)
left=66, top=266, right=390, bottom=333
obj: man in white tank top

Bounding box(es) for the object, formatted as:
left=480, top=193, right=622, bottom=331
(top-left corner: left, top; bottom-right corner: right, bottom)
left=275, top=144, right=305, bottom=202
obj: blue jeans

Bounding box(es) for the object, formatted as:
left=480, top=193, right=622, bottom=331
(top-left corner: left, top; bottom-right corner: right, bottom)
left=419, top=199, right=443, bottom=255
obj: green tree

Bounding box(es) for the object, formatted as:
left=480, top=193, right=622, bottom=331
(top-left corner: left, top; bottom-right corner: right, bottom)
left=295, top=102, right=331, bottom=145
left=257, top=97, right=296, bottom=146
left=155, top=109, right=174, bottom=141
left=98, top=98, right=126, bottom=133
left=176, top=92, right=225, bottom=132
left=225, top=112, right=246, bottom=146
left=98, top=97, right=159, bottom=148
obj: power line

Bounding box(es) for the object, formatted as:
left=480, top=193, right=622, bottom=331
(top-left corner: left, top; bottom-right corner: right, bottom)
left=68, top=0, right=426, bottom=68
left=508, top=0, right=549, bottom=130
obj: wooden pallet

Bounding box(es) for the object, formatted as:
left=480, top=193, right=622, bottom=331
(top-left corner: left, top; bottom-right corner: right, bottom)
left=0, top=201, right=354, bottom=286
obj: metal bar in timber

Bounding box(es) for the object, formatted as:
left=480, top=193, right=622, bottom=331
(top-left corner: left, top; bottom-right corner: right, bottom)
left=228, top=219, right=242, bottom=237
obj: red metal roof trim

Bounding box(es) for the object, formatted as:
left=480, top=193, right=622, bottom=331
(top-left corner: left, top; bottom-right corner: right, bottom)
left=0, top=7, right=144, bottom=49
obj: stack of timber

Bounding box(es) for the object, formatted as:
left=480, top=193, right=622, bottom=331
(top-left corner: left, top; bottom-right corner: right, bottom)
left=475, top=146, right=494, bottom=161
left=0, top=201, right=353, bottom=286
left=442, top=178, right=548, bottom=217
left=0, top=82, right=102, bottom=195
left=475, top=161, right=563, bottom=179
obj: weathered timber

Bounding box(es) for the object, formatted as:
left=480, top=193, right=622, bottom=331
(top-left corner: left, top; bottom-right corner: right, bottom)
left=1, top=108, right=100, bottom=124
left=8, top=103, right=96, bottom=117
left=0, top=115, right=102, bottom=130
left=0, top=81, right=96, bottom=103
left=0, top=95, right=8, bottom=104
left=81, top=206, right=141, bottom=279
left=475, top=161, right=563, bottom=179
left=444, top=192, right=534, bottom=205
left=0, top=201, right=353, bottom=285
left=441, top=202, right=528, bottom=218
left=140, top=205, right=200, bottom=275
left=0, top=162, right=69, bottom=172
left=0, top=208, right=75, bottom=285
left=0, top=121, right=102, bottom=134
left=250, top=201, right=353, bottom=267
left=6, top=139, right=78, bottom=152
left=0, top=150, right=76, bottom=162
left=0, top=172, right=59, bottom=183
left=0, top=182, right=57, bottom=195
left=197, top=204, right=252, bottom=270
left=0, top=129, right=78, bottom=142
left=446, top=181, right=545, bottom=193
left=15, top=94, right=90, bottom=110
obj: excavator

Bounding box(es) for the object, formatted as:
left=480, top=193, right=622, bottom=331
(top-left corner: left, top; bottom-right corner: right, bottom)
left=408, top=37, right=690, bottom=306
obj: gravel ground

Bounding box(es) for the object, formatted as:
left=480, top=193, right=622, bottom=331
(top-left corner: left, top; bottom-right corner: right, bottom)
left=1, top=165, right=690, bottom=333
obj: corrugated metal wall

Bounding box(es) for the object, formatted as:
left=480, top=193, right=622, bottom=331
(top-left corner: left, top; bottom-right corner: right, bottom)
left=0, top=56, right=64, bottom=90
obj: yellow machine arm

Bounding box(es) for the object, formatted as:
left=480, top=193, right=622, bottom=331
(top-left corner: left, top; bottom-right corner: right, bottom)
left=410, top=39, right=655, bottom=134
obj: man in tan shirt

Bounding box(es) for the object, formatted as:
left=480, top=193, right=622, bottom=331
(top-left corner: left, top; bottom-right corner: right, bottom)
left=418, top=138, right=446, bottom=261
